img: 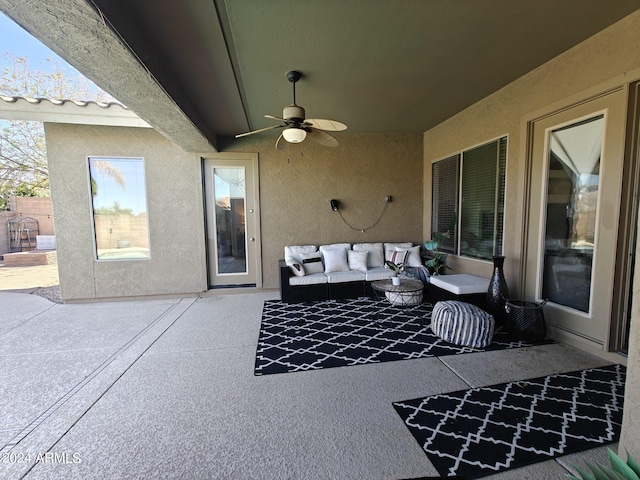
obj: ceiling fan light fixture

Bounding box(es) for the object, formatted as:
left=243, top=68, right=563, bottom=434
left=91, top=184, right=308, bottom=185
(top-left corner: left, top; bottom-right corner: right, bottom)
left=282, top=127, right=307, bottom=143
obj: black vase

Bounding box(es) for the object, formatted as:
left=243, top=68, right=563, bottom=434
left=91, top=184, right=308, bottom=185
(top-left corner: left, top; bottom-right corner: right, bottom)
left=487, top=255, right=509, bottom=326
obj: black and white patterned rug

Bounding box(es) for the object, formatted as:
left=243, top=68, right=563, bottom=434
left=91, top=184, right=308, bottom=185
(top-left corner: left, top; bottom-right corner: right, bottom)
left=255, top=298, right=552, bottom=376
left=393, top=364, right=626, bottom=479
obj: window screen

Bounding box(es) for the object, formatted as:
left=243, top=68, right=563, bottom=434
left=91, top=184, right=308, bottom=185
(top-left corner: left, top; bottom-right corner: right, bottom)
left=431, top=155, right=459, bottom=253
left=431, top=137, right=507, bottom=261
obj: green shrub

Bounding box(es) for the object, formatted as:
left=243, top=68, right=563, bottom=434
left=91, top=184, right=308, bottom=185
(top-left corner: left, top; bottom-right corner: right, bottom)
left=568, top=448, right=640, bottom=480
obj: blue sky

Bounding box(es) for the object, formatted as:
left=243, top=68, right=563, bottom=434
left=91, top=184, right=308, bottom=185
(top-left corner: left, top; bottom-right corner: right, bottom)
left=0, top=11, right=106, bottom=98
left=1, top=12, right=142, bottom=213
left=0, top=12, right=56, bottom=66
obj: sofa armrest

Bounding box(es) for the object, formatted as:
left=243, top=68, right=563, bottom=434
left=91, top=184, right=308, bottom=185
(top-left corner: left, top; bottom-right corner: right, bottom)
left=279, top=259, right=292, bottom=303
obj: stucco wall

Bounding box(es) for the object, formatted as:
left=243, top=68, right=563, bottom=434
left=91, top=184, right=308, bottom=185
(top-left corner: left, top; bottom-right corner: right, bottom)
left=221, top=133, right=423, bottom=289
left=421, top=10, right=640, bottom=459
left=45, top=123, right=207, bottom=301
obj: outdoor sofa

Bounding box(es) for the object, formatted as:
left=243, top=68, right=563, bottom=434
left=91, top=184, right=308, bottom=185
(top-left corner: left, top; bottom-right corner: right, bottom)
left=279, top=242, right=424, bottom=303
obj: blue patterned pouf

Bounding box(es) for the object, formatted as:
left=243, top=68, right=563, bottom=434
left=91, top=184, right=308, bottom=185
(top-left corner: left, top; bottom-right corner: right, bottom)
left=431, top=300, right=495, bottom=348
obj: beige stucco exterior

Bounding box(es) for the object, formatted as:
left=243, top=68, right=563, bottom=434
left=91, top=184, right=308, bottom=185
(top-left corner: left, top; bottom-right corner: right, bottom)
left=39, top=8, right=640, bottom=461
left=422, top=10, right=640, bottom=458
left=45, top=123, right=208, bottom=300
left=222, top=133, right=424, bottom=289
left=45, top=125, right=423, bottom=297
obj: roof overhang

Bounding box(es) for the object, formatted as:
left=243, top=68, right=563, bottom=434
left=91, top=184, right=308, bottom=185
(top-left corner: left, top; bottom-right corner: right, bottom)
left=0, top=95, right=152, bottom=127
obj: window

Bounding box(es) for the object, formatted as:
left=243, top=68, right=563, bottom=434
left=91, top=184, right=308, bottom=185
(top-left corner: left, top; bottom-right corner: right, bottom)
left=431, top=136, right=507, bottom=261
left=88, top=157, right=150, bottom=260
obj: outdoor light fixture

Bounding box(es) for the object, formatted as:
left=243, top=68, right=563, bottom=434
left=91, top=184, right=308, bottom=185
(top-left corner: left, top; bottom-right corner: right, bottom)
left=282, top=127, right=307, bottom=143
left=330, top=195, right=393, bottom=232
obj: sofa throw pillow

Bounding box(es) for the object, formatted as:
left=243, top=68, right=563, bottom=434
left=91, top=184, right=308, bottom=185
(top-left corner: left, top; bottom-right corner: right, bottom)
left=347, top=250, right=369, bottom=271
left=289, top=262, right=306, bottom=277
left=388, top=249, right=408, bottom=266
left=323, top=248, right=350, bottom=273
left=300, top=252, right=324, bottom=274
left=352, top=243, right=384, bottom=268
left=384, top=242, right=413, bottom=262
left=397, top=245, right=422, bottom=267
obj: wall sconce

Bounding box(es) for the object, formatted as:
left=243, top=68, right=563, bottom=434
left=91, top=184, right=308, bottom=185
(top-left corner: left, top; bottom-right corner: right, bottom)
left=329, top=195, right=392, bottom=232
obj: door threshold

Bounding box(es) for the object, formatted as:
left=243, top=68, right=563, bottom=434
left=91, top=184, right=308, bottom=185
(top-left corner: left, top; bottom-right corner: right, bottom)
left=209, top=284, right=256, bottom=289
left=201, top=286, right=276, bottom=297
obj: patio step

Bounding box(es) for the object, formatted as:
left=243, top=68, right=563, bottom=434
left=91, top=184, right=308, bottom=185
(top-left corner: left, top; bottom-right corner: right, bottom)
left=3, top=250, right=57, bottom=266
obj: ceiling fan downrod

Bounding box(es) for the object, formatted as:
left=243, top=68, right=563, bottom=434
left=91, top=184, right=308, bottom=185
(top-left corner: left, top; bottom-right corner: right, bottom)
left=286, top=70, right=302, bottom=105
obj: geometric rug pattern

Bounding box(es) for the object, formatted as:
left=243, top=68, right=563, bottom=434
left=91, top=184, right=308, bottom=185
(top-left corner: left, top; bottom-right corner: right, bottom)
left=255, top=298, right=553, bottom=376
left=393, top=363, right=626, bottom=479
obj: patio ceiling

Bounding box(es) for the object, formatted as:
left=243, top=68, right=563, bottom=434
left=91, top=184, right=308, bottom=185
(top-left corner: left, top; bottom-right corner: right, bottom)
left=1, top=1, right=639, bottom=151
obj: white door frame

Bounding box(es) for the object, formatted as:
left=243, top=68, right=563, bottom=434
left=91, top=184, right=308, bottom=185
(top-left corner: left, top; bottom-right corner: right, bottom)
left=203, top=153, right=262, bottom=288
left=521, top=86, right=627, bottom=352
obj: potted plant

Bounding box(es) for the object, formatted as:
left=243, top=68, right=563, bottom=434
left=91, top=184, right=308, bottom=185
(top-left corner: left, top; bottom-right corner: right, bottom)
left=568, top=448, right=639, bottom=480
left=424, top=212, right=457, bottom=275
left=385, top=260, right=405, bottom=285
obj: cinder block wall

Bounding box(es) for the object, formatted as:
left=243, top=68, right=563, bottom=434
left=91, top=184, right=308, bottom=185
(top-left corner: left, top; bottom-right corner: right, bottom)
left=0, top=196, right=55, bottom=256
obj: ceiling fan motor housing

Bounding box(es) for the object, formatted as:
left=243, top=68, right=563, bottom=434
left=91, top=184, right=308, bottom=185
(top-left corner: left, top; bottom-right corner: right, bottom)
left=283, top=104, right=305, bottom=122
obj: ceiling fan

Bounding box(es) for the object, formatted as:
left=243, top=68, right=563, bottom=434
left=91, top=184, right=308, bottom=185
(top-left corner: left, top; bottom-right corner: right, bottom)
left=235, top=70, right=347, bottom=149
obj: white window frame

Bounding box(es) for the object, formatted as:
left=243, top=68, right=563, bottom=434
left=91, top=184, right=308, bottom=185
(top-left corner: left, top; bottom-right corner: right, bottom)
left=87, top=156, right=151, bottom=261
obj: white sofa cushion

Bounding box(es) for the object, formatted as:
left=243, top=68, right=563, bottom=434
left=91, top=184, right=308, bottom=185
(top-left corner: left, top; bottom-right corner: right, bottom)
left=285, top=245, right=317, bottom=265
left=289, top=272, right=328, bottom=286
left=322, top=248, right=350, bottom=273
left=326, top=270, right=365, bottom=284
left=319, top=243, right=352, bottom=252
left=364, top=267, right=394, bottom=281
left=347, top=250, right=369, bottom=271
left=429, top=274, right=489, bottom=295
left=352, top=243, right=384, bottom=268
left=397, top=245, right=422, bottom=267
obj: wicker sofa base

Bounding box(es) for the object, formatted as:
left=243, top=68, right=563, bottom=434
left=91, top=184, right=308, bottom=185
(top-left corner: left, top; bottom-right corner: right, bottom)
left=279, top=259, right=395, bottom=303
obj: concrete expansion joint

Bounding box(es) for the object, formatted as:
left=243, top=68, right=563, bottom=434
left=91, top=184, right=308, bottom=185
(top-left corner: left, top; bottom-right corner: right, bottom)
left=0, top=297, right=197, bottom=474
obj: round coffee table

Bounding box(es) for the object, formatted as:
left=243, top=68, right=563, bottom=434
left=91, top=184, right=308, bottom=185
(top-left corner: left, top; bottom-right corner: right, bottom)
left=371, top=278, right=427, bottom=326
left=372, top=278, right=424, bottom=306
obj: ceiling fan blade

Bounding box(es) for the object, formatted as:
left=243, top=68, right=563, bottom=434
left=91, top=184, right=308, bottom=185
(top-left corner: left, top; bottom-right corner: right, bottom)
left=307, top=128, right=339, bottom=147
left=235, top=124, right=283, bottom=138
left=265, top=114, right=286, bottom=122
left=275, top=133, right=287, bottom=150
left=305, top=119, right=347, bottom=131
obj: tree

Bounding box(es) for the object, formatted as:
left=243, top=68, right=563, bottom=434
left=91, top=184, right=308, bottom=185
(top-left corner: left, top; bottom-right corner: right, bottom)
left=0, top=53, right=116, bottom=210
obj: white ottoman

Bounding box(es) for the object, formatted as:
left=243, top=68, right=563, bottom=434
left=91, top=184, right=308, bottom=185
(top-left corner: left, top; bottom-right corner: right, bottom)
left=431, top=301, right=495, bottom=348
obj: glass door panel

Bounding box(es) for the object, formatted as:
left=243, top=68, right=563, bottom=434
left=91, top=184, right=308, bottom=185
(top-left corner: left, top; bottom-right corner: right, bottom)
left=541, top=115, right=603, bottom=313
left=214, top=167, right=247, bottom=275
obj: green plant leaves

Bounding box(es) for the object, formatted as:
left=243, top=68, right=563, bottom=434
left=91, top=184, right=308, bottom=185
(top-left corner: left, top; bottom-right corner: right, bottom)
left=608, top=449, right=640, bottom=480
left=568, top=450, right=640, bottom=480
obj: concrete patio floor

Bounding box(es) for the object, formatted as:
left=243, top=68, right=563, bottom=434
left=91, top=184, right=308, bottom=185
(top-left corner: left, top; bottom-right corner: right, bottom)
left=0, top=289, right=620, bottom=480
left=0, top=263, right=59, bottom=291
